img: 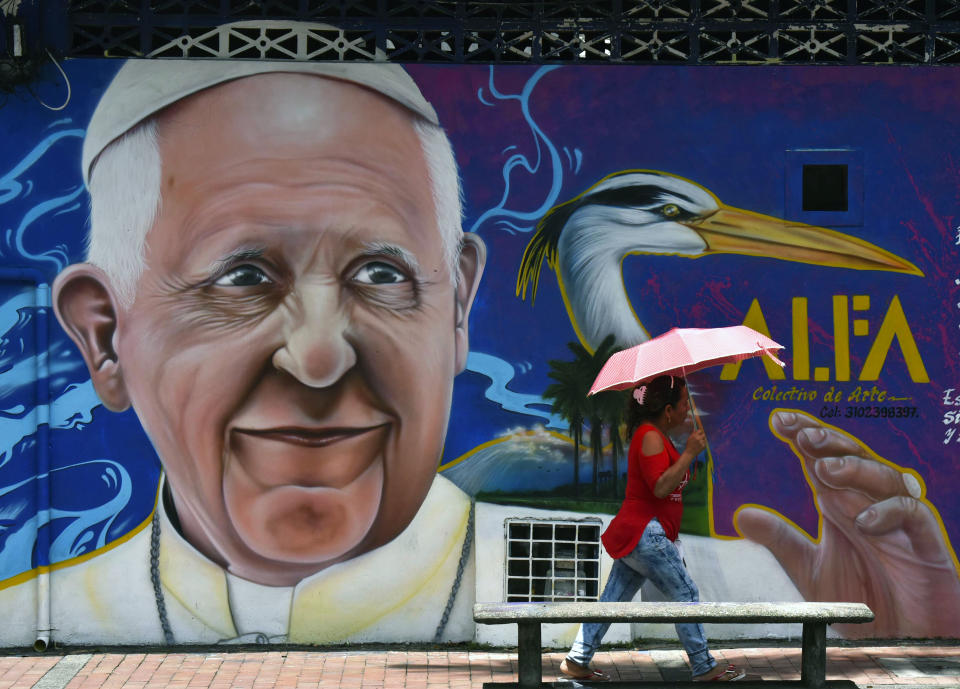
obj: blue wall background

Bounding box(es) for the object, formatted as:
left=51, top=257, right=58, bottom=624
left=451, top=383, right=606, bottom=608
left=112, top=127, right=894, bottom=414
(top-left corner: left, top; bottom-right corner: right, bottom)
left=0, top=62, right=957, bottom=636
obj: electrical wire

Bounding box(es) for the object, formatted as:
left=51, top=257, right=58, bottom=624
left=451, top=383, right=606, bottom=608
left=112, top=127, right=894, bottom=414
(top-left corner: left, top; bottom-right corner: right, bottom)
left=33, top=48, right=71, bottom=111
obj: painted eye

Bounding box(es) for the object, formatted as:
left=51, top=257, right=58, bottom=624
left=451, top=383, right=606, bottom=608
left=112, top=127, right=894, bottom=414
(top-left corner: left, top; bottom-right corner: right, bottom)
left=662, top=204, right=681, bottom=217
left=214, top=265, right=272, bottom=287
left=352, top=261, right=408, bottom=285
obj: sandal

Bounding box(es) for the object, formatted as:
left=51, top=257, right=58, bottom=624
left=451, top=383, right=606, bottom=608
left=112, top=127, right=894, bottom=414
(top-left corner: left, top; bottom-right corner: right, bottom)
left=560, top=658, right=610, bottom=682
left=693, top=664, right=746, bottom=682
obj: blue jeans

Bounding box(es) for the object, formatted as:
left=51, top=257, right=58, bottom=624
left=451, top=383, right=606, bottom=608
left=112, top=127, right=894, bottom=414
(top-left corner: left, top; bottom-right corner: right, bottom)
left=566, top=519, right=716, bottom=678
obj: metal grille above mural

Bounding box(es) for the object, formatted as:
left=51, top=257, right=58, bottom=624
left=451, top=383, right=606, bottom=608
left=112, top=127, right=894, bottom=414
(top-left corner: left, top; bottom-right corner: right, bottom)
left=64, top=0, right=960, bottom=65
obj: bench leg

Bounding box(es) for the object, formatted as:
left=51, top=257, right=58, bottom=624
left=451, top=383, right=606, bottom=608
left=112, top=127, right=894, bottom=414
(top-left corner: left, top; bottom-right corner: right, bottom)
left=517, top=622, right=542, bottom=689
left=800, top=622, right=826, bottom=689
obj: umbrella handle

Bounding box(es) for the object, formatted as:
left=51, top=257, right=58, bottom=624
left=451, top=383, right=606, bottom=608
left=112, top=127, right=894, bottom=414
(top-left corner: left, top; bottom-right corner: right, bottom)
left=683, top=373, right=705, bottom=436
left=683, top=372, right=713, bottom=484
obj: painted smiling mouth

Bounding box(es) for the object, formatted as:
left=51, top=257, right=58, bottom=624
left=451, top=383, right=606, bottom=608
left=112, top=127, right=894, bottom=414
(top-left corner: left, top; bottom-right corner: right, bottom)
left=235, top=425, right=387, bottom=448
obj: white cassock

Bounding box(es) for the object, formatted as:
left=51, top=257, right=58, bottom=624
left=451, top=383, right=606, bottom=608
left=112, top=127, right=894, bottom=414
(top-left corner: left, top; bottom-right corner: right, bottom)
left=0, top=475, right=474, bottom=646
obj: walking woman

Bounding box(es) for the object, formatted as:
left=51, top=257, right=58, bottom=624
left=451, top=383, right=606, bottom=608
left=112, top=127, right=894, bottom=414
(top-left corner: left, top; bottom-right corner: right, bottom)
left=560, top=374, right=744, bottom=683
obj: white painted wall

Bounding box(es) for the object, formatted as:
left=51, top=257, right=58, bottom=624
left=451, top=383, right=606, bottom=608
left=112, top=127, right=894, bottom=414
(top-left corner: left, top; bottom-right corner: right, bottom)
left=633, top=533, right=818, bottom=640
left=472, top=502, right=819, bottom=646
left=473, top=501, right=632, bottom=648
left=0, top=502, right=815, bottom=648
left=0, top=571, right=37, bottom=647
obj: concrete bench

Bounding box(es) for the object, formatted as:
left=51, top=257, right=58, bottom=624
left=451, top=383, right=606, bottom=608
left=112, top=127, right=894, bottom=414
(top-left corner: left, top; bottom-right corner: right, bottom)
left=474, top=601, right=874, bottom=689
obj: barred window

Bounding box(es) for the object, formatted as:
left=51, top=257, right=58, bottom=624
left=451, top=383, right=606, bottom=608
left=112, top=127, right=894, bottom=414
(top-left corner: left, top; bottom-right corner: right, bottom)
left=505, top=518, right=601, bottom=602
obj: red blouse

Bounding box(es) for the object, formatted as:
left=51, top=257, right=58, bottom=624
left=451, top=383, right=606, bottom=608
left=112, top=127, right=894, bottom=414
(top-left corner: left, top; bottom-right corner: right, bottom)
left=600, top=423, right=688, bottom=559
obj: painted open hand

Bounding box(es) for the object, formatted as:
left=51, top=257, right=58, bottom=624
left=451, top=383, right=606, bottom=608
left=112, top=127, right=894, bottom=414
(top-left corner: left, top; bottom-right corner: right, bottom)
left=734, top=409, right=960, bottom=638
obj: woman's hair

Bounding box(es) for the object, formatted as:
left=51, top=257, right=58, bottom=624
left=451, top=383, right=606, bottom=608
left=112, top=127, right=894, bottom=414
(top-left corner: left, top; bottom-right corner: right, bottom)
left=625, top=374, right=686, bottom=437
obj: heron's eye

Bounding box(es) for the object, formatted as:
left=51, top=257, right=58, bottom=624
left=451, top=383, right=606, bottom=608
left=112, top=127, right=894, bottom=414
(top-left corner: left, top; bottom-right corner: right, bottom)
left=662, top=204, right=681, bottom=218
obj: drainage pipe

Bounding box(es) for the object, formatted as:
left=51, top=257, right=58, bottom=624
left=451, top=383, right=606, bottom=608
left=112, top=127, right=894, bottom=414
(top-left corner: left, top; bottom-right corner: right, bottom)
left=0, top=269, right=53, bottom=651
left=34, top=280, right=51, bottom=652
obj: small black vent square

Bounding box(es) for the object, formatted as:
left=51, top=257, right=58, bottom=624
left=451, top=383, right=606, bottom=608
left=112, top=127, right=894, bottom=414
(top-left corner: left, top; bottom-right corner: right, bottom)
left=802, top=164, right=848, bottom=212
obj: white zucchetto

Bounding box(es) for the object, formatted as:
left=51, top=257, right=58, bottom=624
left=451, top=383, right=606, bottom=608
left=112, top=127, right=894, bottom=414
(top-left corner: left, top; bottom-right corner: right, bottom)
left=82, top=58, right=438, bottom=186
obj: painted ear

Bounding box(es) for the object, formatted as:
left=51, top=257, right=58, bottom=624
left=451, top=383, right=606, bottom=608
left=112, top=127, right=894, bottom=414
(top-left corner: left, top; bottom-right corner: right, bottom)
left=53, top=264, right=131, bottom=411
left=453, top=232, right=487, bottom=373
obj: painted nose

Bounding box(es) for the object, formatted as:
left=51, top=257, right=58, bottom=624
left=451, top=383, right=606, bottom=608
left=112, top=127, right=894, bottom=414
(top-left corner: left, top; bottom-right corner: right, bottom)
left=272, top=287, right=358, bottom=388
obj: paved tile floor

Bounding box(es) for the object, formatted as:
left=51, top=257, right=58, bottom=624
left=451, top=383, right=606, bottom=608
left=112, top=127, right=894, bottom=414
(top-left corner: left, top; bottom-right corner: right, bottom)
left=1, top=645, right=959, bottom=689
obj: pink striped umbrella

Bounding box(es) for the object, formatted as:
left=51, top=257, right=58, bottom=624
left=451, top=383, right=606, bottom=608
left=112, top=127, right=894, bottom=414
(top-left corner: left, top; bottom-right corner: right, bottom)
left=588, top=325, right=785, bottom=396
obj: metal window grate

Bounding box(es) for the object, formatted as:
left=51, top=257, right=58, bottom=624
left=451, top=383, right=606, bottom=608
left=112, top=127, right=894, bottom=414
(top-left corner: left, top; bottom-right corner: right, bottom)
left=505, top=518, right=601, bottom=603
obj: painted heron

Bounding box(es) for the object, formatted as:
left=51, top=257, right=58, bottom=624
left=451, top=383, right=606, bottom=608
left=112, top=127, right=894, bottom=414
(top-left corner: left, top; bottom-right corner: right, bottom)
left=517, top=169, right=921, bottom=351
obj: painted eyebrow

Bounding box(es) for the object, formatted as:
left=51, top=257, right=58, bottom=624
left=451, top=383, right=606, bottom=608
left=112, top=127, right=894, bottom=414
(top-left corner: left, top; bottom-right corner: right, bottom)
left=357, top=242, right=422, bottom=276
left=208, top=247, right=267, bottom=273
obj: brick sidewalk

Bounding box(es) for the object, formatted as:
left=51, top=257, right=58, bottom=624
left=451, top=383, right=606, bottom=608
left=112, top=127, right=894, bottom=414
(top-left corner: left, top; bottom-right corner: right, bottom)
left=1, top=645, right=959, bottom=689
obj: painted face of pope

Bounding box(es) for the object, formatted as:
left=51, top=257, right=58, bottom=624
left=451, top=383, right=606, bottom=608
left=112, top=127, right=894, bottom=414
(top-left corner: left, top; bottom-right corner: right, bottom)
left=52, top=71, right=486, bottom=586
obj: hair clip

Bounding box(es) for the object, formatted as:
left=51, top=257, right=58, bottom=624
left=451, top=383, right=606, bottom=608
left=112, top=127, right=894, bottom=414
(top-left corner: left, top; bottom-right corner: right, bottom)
left=633, top=386, right=647, bottom=405
left=669, top=376, right=675, bottom=389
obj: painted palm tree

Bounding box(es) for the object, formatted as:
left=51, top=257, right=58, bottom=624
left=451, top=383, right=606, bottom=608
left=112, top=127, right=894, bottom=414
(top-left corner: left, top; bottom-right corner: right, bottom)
left=543, top=355, right=587, bottom=498
left=593, top=382, right=627, bottom=497
left=583, top=392, right=602, bottom=497
left=545, top=336, right=623, bottom=498
left=580, top=335, right=622, bottom=497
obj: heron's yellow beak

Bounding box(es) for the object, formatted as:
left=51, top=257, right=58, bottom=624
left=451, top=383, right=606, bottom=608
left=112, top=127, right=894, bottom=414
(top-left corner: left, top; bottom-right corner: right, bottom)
left=685, top=206, right=923, bottom=276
